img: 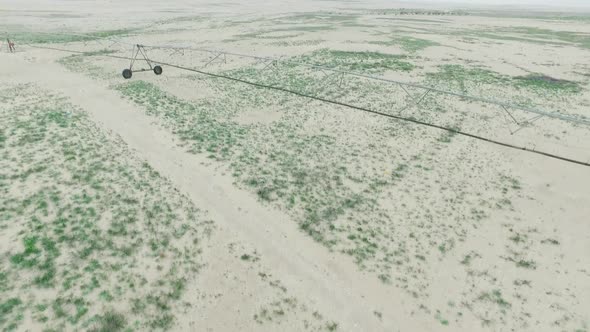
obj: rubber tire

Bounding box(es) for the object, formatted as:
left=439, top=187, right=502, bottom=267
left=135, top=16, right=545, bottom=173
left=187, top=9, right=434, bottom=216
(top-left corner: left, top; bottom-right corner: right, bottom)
left=122, top=69, right=132, bottom=79
left=153, top=65, right=163, bottom=75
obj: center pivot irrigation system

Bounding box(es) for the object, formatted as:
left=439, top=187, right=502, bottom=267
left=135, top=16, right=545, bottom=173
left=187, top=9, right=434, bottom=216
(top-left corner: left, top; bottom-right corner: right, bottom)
left=12, top=31, right=590, bottom=167
left=122, top=44, right=163, bottom=79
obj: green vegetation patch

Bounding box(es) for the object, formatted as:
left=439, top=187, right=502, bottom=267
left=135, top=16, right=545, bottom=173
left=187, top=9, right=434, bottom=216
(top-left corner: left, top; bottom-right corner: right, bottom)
left=253, top=296, right=339, bottom=330
left=229, top=23, right=336, bottom=42
left=395, top=36, right=440, bottom=52
left=455, top=25, right=590, bottom=49
left=297, top=49, right=415, bottom=73
left=56, top=50, right=117, bottom=80
left=514, top=74, right=581, bottom=93
left=427, top=64, right=582, bottom=95
left=6, top=29, right=136, bottom=44
left=0, top=84, right=212, bottom=331
left=495, top=26, right=590, bottom=49
left=427, top=64, right=507, bottom=92
left=115, top=80, right=247, bottom=160
left=478, top=289, right=511, bottom=309
left=369, top=36, right=440, bottom=53
left=89, top=310, right=127, bottom=332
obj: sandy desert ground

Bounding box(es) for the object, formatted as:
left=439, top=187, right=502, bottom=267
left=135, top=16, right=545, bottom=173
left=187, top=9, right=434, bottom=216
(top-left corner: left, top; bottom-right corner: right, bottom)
left=1, top=1, right=589, bottom=331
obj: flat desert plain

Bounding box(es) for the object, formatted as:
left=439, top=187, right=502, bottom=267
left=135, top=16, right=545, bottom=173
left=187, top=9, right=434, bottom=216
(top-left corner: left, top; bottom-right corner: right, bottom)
left=1, top=1, right=589, bottom=331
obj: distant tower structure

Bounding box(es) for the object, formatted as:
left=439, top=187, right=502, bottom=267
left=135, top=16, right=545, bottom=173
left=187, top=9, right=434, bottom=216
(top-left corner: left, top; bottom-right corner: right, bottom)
left=7, top=38, right=15, bottom=52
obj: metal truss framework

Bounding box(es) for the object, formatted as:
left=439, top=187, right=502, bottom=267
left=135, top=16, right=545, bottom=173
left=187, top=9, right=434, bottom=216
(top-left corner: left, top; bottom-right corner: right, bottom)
left=11, top=30, right=589, bottom=127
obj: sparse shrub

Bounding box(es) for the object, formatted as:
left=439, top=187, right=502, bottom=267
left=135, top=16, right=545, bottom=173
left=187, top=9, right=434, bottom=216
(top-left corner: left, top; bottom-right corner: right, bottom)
left=90, top=311, right=126, bottom=332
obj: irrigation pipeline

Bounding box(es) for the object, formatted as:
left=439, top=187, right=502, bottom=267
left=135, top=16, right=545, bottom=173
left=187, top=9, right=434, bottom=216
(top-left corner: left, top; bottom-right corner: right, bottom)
left=22, top=43, right=590, bottom=168
left=145, top=44, right=590, bottom=126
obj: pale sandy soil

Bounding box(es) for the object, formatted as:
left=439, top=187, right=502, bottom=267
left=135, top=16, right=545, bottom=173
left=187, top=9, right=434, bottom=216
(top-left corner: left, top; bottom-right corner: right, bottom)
left=1, top=1, right=589, bottom=332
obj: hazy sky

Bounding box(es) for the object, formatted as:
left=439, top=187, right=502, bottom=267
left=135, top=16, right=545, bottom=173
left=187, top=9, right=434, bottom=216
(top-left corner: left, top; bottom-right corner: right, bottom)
left=417, top=0, right=590, bottom=8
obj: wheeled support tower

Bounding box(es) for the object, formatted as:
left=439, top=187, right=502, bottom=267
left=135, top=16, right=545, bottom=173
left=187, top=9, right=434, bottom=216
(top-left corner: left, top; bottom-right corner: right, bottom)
left=122, top=44, right=162, bottom=79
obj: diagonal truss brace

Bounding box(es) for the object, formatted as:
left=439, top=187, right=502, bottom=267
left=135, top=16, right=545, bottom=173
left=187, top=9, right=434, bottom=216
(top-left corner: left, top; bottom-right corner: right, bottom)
left=501, top=105, right=520, bottom=126
left=510, top=114, right=545, bottom=135
left=201, top=52, right=225, bottom=68
left=129, top=44, right=155, bottom=71
left=169, top=48, right=185, bottom=56
left=397, top=88, right=432, bottom=115
left=498, top=104, right=546, bottom=135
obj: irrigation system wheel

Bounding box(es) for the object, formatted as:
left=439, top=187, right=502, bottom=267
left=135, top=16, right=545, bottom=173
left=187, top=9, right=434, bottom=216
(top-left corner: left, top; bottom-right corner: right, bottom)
left=122, top=69, right=132, bottom=79
left=153, top=65, right=163, bottom=75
